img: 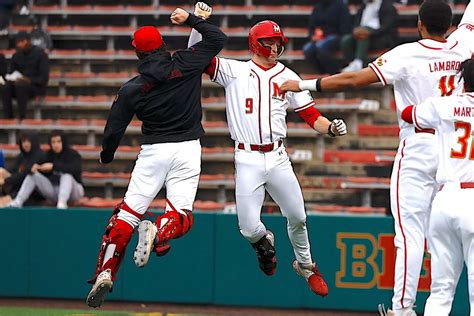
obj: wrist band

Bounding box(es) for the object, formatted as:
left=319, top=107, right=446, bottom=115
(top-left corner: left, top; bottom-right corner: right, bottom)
left=299, top=79, right=318, bottom=92
left=316, top=78, right=322, bottom=92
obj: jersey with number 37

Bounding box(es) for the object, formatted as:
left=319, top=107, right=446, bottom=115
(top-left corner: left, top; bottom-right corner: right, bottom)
left=369, top=37, right=472, bottom=140
left=411, top=93, right=474, bottom=184
left=208, top=57, right=315, bottom=144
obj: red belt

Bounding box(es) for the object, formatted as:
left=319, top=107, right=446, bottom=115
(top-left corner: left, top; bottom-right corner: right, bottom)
left=439, top=182, right=474, bottom=191
left=415, top=127, right=435, bottom=134
left=237, top=140, right=282, bottom=152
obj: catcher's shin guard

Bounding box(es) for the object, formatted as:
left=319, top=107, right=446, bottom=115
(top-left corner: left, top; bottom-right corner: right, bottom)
left=251, top=230, right=277, bottom=276
left=153, top=209, right=194, bottom=256
left=88, top=204, right=136, bottom=284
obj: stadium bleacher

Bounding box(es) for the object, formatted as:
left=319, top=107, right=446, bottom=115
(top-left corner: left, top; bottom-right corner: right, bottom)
left=0, top=0, right=468, bottom=213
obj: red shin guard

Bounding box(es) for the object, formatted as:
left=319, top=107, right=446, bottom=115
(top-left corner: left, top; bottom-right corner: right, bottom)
left=88, top=212, right=135, bottom=284
left=153, top=210, right=193, bottom=255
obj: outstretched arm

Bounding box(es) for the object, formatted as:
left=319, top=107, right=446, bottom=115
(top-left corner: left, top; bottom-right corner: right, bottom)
left=281, top=67, right=380, bottom=93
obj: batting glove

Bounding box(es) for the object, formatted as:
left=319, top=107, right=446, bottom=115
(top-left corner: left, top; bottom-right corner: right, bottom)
left=328, top=119, right=347, bottom=137
left=194, top=2, right=212, bottom=19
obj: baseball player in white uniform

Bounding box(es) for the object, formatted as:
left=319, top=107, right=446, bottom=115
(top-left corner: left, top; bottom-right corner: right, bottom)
left=401, top=59, right=474, bottom=316
left=135, top=3, right=347, bottom=297
left=282, top=1, right=474, bottom=315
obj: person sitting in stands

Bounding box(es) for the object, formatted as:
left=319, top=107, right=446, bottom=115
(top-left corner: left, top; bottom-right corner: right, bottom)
left=7, top=132, right=84, bottom=209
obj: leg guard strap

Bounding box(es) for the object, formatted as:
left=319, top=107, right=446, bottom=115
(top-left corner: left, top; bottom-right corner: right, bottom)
left=88, top=205, right=137, bottom=284
left=153, top=210, right=193, bottom=255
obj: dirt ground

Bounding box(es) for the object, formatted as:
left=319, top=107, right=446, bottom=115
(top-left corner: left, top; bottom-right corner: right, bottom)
left=0, top=298, right=375, bottom=316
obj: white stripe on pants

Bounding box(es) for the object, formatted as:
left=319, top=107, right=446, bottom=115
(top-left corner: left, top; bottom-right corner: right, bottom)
left=235, top=145, right=312, bottom=265
left=123, top=140, right=201, bottom=216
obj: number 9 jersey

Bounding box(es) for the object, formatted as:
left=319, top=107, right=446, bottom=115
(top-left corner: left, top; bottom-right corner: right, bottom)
left=206, top=57, right=315, bottom=144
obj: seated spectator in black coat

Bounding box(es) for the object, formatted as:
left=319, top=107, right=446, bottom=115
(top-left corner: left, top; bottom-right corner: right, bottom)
left=303, top=0, right=352, bottom=74
left=0, top=132, right=45, bottom=205
left=341, top=0, right=398, bottom=72
left=1, top=31, right=49, bottom=119
left=7, top=132, right=84, bottom=209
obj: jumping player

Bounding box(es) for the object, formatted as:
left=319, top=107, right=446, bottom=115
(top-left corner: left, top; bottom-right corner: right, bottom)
left=400, top=58, right=474, bottom=315
left=135, top=3, right=347, bottom=297
left=281, top=1, right=474, bottom=315
left=85, top=7, right=227, bottom=308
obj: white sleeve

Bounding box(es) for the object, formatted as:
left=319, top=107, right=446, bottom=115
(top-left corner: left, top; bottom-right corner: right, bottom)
left=368, top=46, right=408, bottom=86
left=288, top=90, right=315, bottom=112
left=211, top=57, right=241, bottom=88
left=449, top=2, right=474, bottom=54
left=460, top=1, right=474, bottom=26
left=285, top=71, right=316, bottom=112
left=412, top=98, right=441, bottom=130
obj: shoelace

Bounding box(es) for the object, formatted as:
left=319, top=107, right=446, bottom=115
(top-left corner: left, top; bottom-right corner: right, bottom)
left=312, top=266, right=324, bottom=278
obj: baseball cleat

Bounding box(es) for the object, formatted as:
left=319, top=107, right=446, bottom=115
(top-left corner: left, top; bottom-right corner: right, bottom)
left=86, top=269, right=113, bottom=308
left=293, top=260, right=328, bottom=297
left=378, top=304, right=416, bottom=316
left=252, top=230, right=277, bottom=276
left=134, top=220, right=158, bottom=268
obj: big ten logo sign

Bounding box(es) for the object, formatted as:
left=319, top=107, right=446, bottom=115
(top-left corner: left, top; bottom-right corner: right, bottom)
left=336, top=232, right=431, bottom=291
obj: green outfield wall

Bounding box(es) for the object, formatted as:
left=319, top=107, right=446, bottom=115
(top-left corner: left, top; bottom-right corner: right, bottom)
left=0, top=208, right=469, bottom=315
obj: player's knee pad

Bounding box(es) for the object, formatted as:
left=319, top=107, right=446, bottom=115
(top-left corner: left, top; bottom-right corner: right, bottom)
left=154, top=209, right=194, bottom=244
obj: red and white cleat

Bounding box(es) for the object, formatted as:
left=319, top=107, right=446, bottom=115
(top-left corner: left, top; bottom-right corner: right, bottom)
left=293, top=260, right=328, bottom=297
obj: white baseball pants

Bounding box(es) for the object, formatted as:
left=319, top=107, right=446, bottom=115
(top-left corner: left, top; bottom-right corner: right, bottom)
left=390, top=134, right=438, bottom=311
left=424, top=182, right=474, bottom=316
left=120, top=140, right=201, bottom=227
left=234, top=143, right=312, bottom=265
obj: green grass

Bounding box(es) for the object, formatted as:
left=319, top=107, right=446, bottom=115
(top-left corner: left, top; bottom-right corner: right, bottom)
left=0, top=307, right=204, bottom=316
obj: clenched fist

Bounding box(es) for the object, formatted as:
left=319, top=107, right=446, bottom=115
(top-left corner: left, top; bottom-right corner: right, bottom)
left=330, top=119, right=347, bottom=136
left=170, top=8, right=190, bottom=25
left=194, top=2, right=212, bottom=19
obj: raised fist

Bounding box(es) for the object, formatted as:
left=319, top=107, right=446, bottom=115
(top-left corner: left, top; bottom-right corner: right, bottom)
left=194, top=2, right=212, bottom=19
left=170, top=8, right=190, bottom=25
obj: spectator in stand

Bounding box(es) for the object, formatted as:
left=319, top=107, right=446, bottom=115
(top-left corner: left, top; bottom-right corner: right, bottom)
left=0, top=132, right=45, bottom=206
left=6, top=132, right=84, bottom=209
left=1, top=31, right=49, bottom=119
left=29, top=18, right=53, bottom=53
left=18, top=0, right=29, bottom=16
left=341, top=0, right=398, bottom=72
left=0, top=147, right=4, bottom=168
left=303, top=0, right=352, bottom=74
left=0, top=0, right=16, bottom=35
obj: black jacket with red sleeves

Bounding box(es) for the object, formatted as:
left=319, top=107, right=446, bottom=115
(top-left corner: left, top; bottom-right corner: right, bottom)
left=100, top=14, right=227, bottom=164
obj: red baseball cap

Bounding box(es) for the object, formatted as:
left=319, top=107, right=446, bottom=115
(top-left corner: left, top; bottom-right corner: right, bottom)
left=132, top=26, right=164, bottom=52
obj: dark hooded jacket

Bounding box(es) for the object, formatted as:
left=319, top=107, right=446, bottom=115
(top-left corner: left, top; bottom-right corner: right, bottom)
left=308, top=0, right=352, bottom=38
left=8, top=131, right=45, bottom=175
left=3, top=132, right=45, bottom=196
left=100, top=14, right=227, bottom=163
left=11, top=45, right=49, bottom=95
left=42, top=133, right=82, bottom=184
